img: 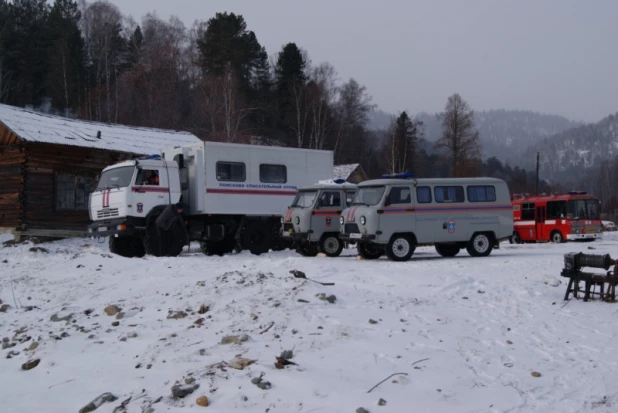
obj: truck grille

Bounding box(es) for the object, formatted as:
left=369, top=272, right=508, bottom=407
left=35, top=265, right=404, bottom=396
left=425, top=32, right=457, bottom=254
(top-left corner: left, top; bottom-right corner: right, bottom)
left=97, top=208, right=119, bottom=219
left=345, top=223, right=360, bottom=233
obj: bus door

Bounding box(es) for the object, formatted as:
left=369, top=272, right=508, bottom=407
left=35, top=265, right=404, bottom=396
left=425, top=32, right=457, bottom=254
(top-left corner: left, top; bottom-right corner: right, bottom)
left=536, top=205, right=546, bottom=240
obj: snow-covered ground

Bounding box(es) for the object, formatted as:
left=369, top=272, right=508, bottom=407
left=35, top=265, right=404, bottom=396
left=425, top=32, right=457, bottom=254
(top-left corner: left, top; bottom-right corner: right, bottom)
left=2, top=234, right=618, bottom=413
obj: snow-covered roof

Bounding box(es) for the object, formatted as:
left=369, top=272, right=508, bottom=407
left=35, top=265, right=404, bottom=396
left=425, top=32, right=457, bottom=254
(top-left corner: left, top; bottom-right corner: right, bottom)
left=0, top=103, right=200, bottom=155
left=333, top=164, right=360, bottom=180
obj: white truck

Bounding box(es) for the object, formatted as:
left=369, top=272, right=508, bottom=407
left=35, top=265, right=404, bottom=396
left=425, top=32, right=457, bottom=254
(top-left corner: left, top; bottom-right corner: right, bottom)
left=87, top=141, right=333, bottom=257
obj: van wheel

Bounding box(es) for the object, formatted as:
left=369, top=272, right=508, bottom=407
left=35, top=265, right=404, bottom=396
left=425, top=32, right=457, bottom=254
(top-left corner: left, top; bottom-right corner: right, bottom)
left=319, top=235, right=343, bottom=257
left=357, top=243, right=383, bottom=260
left=386, top=235, right=415, bottom=262
left=296, top=242, right=319, bottom=257
left=550, top=231, right=564, bottom=243
left=466, top=233, right=493, bottom=257
left=435, top=244, right=460, bottom=257
left=242, top=221, right=272, bottom=255
left=109, top=236, right=145, bottom=258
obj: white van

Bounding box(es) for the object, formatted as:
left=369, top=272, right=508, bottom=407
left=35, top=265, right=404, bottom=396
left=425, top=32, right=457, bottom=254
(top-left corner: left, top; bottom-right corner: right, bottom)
left=340, top=173, right=513, bottom=261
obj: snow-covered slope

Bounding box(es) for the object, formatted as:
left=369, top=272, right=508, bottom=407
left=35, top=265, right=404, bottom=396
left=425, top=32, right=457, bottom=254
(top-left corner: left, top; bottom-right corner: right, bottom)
left=2, top=236, right=618, bottom=412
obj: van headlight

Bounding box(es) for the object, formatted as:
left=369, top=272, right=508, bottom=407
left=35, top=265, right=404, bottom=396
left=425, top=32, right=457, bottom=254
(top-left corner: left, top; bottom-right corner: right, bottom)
left=360, top=216, right=366, bottom=225
left=295, top=217, right=300, bottom=225
left=339, top=216, right=344, bottom=225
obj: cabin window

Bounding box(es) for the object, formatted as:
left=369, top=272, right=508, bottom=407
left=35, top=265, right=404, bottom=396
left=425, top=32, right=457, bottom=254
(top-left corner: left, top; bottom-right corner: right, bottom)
left=467, top=185, right=496, bottom=202
left=216, top=162, right=246, bottom=182
left=388, top=186, right=412, bottom=205
left=56, top=174, right=94, bottom=211
left=416, top=186, right=432, bottom=203
left=434, top=186, right=464, bottom=203
left=319, top=191, right=341, bottom=207
left=521, top=203, right=535, bottom=220
left=260, top=164, right=287, bottom=184
left=547, top=201, right=567, bottom=219
left=135, top=169, right=160, bottom=186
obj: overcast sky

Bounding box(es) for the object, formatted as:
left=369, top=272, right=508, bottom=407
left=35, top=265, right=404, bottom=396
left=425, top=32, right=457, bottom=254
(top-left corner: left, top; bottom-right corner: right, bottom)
left=107, top=0, right=617, bottom=123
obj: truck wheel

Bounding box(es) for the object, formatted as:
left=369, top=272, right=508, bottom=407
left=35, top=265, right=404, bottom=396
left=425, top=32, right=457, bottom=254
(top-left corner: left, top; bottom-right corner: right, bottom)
left=200, top=238, right=236, bottom=256
left=466, top=233, right=493, bottom=257
left=242, top=221, right=272, bottom=255
left=357, top=243, right=384, bottom=260
left=319, top=235, right=344, bottom=257
left=143, top=219, right=184, bottom=257
left=550, top=231, right=564, bottom=243
left=435, top=244, right=460, bottom=257
left=109, top=236, right=145, bottom=258
left=296, top=242, right=319, bottom=257
left=386, top=234, right=415, bottom=262
left=511, top=232, right=521, bottom=244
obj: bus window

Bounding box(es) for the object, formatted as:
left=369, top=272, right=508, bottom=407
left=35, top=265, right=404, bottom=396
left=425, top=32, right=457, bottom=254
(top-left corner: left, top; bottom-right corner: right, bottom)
left=522, top=203, right=535, bottom=220
left=547, top=201, right=567, bottom=219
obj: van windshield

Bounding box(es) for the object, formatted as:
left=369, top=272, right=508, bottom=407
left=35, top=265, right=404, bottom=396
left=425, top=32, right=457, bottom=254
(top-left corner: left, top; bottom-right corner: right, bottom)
left=96, top=166, right=135, bottom=190
left=352, top=186, right=386, bottom=206
left=291, top=191, right=318, bottom=208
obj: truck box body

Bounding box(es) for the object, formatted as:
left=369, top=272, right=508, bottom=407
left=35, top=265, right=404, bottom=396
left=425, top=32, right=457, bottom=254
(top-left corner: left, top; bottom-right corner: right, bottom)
left=163, top=141, right=334, bottom=217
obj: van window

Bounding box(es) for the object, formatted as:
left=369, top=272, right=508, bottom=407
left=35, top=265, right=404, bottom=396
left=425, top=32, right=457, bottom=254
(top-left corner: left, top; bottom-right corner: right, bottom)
left=319, top=191, right=341, bottom=207
left=260, top=164, right=287, bottom=183
left=467, top=185, right=496, bottom=202
left=522, top=203, right=535, bottom=220
left=345, top=191, right=356, bottom=207
left=217, top=162, right=245, bottom=182
left=388, top=187, right=411, bottom=205
left=416, top=186, right=432, bottom=203
left=434, top=186, right=464, bottom=203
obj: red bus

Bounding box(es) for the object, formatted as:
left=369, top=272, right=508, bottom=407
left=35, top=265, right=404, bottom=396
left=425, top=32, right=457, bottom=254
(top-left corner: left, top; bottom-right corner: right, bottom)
left=510, top=192, right=602, bottom=243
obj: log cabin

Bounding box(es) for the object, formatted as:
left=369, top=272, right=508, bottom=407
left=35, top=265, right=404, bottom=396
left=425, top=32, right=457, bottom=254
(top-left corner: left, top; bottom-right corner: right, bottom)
left=0, top=103, right=200, bottom=240
left=333, top=163, right=368, bottom=184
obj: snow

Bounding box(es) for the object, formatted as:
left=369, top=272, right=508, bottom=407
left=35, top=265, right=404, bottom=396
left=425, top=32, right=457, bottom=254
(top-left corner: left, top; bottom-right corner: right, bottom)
left=2, top=236, right=618, bottom=412
left=0, top=103, right=200, bottom=155
left=333, top=164, right=359, bottom=180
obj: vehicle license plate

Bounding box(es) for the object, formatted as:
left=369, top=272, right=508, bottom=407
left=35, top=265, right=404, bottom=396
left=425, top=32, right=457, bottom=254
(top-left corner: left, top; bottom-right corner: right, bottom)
left=98, top=227, right=107, bottom=232
left=349, top=233, right=362, bottom=239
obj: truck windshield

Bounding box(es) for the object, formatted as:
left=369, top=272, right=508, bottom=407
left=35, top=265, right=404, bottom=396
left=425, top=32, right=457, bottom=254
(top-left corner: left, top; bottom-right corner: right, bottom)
left=291, top=191, right=318, bottom=208
left=352, top=186, right=386, bottom=206
left=96, top=166, right=135, bottom=190
left=567, top=199, right=601, bottom=220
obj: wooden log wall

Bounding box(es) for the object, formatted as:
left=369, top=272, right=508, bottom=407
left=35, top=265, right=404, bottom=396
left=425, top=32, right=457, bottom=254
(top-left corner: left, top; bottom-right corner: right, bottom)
left=23, top=142, right=134, bottom=231
left=0, top=145, right=25, bottom=228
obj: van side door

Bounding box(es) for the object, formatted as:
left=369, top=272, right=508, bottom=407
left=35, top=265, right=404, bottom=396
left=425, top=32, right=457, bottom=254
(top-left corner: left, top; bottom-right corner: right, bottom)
left=380, top=185, right=415, bottom=240
left=412, top=185, right=435, bottom=243
left=312, top=190, right=342, bottom=239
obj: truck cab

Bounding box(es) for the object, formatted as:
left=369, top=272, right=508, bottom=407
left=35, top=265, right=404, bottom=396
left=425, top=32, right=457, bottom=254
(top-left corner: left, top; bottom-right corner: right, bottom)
left=88, top=155, right=183, bottom=256
left=282, top=181, right=357, bottom=257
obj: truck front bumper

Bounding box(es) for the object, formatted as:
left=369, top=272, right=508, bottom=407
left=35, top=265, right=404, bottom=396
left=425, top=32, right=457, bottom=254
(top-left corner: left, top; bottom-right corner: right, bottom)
left=88, top=217, right=139, bottom=238
left=567, top=233, right=603, bottom=241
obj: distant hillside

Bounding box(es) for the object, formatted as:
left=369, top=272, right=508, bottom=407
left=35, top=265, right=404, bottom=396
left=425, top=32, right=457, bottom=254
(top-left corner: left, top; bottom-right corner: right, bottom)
left=368, top=109, right=579, bottom=163
left=520, top=112, right=618, bottom=182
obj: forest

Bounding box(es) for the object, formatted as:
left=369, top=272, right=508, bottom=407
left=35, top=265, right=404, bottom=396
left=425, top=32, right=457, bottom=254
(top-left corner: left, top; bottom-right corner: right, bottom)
left=0, top=0, right=552, bottom=195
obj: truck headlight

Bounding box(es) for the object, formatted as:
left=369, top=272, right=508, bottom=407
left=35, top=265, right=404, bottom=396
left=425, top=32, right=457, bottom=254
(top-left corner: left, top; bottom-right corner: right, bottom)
left=360, top=216, right=366, bottom=225
left=295, top=217, right=300, bottom=225
left=339, top=216, right=344, bottom=225
left=280, top=217, right=284, bottom=224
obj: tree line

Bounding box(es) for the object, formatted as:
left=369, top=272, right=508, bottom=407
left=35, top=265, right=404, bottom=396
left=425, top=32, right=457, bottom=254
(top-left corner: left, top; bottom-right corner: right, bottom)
left=0, top=0, right=545, bottom=190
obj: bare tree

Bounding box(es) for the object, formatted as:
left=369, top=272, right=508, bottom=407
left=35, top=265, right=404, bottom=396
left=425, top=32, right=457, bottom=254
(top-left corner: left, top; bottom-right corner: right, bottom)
left=434, top=93, right=482, bottom=177
left=307, top=62, right=337, bottom=149
left=333, top=78, right=374, bottom=162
